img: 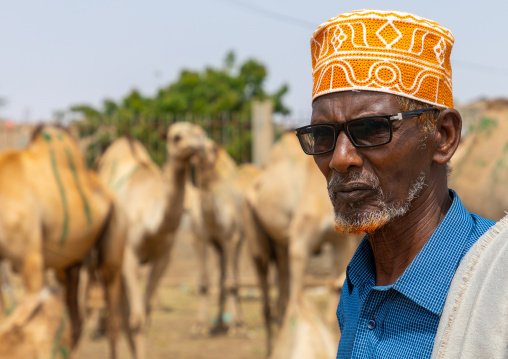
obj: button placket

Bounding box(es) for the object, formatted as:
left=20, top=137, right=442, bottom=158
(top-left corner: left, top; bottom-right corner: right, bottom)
left=351, top=286, right=389, bottom=357
left=367, top=319, right=376, bottom=330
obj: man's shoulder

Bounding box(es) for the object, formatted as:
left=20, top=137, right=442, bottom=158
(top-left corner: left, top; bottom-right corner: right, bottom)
left=462, top=213, right=496, bottom=255
left=469, top=212, right=496, bottom=230
left=447, top=189, right=496, bottom=255
left=432, top=215, right=508, bottom=358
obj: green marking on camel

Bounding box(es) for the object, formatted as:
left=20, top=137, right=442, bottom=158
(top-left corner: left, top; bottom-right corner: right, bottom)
left=50, top=149, right=70, bottom=246
left=65, top=148, right=93, bottom=226
left=107, top=159, right=119, bottom=188
left=6, top=303, right=15, bottom=316
left=503, top=142, right=508, bottom=154
left=290, top=315, right=297, bottom=328
left=112, top=164, right=141, bottom=192
left=474, top=117, right=498, bottom=137
left=60, top=347, right=69, bottom=359
left=473, top=159, right=487, bottom=168
left=43, top=132, right=52, bottom=142
left=51, top=311, right=68, bottom=359
left=491, top=141, right=508, bottom=183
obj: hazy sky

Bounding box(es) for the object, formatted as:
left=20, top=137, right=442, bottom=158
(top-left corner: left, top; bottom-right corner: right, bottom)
left=1, top=0, right=507, bottom=123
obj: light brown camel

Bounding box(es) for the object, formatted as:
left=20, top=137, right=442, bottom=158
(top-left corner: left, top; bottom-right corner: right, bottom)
left=0, top=263, right=13, bottom=323
left=245, top=131, right=361, bottom=357
left=0, top=125, right=126, bottom=359
left=186, top=138, right=251, bottom=336
left=96, top=122, right=207, bottom=359
left=0, top=287, right=70, bottom=359
left=450, top=99, right=508, bottom=221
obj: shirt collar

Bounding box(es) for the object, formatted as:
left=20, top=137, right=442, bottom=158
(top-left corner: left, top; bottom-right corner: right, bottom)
left=345, top=190, right=474, bottom=315
left=346, top=237, right=375, bottom=299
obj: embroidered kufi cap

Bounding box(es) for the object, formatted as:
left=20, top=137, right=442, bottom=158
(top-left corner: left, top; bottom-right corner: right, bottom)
left=311, top=9, right=455, bottom=108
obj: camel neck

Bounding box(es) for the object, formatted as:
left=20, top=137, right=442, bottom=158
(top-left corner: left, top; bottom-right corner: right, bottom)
left=194, top=165, right=218, bottom=190
left=164, top=157, right=188, bottom=185
left=159, top=158, right=189, bottom=232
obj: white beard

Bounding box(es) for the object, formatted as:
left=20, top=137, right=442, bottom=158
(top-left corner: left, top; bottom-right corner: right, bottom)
left=329, top=171, right=426, bottom=234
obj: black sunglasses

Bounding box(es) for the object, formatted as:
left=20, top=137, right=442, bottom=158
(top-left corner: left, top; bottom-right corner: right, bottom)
left=295, top=108, right=439, bottom=155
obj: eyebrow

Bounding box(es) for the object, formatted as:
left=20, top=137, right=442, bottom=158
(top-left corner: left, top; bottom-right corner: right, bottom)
left=310, top=110, right=396, bottom=124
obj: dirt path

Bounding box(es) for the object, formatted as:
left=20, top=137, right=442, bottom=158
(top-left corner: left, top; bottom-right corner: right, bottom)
left=80, top=285, right=269, bottom=359
left=1, top=222, right=339, bottom=358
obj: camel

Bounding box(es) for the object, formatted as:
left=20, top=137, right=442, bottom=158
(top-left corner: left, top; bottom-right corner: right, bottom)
left=450, top=99, right=508, bottom=220
left=0, top=263, right=14, bottom=323
left=96, top=122, right=207, bottom=359
left=245, top=131, right=361, bottom=357
left=0, top=287, right=70, bottom=359
left=0, top=125, right=127, bottom=359
left=185, top=138, right=253, bottom=336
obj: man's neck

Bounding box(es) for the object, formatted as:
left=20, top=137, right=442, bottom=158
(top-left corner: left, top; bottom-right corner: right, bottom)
left=368, top=185, right=452, bottom=286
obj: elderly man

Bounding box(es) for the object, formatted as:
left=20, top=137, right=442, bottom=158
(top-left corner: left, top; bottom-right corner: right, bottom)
left=296, top=9, right=507, bottom=359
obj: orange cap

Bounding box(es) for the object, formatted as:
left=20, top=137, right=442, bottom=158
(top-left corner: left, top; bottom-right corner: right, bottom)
left=311, top=9, right=455, bottom=108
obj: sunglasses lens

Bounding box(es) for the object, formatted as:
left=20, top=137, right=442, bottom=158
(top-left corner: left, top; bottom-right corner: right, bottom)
left=298, top=125, right=335, bottom=154
left=348, top=118, right=391, bottom=147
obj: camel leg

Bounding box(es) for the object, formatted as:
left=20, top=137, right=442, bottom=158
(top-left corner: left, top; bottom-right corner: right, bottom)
left=287, top=217, right=323, bottom=302
left=23, top=252, right=44, bottom=294
left=101, top=269, right=121, bottom=359
left=120, top=279, right=135, bottom=353
left=243, top=201, right=274, bottom=354
left=144, top=235, right=174, bottom=319
left=223, top=233, right=244, bottom=336
left=64, top=262, right=83, bottom=359
left=273, top=242, right=289, bottom=324
left=0, top=265, right=5, bottom=322
left=0, top=262, right=13, bottom=321
left=122, top=245, right=145, bottom=359
left=288, top=240, right=309, bottom=303
left=101, top=261, right=122, bottom=359
left=211, top=243, right=228, bottom=334
left=79, top=261, right=101, bottom=338
left=190, top=235, right=210, bottom=337
left=78, top=266, right=90, bottom=323
left=82, top=266, right=108, bottom=339
left=98, top=204, right=127, bottom=359
left=252, top=254, right=272, bottom=354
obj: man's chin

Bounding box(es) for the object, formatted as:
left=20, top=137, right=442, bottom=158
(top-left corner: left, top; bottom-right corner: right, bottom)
left=333, top=215, right=390, bottom=235
left=331, top=171, right=425, bottom=235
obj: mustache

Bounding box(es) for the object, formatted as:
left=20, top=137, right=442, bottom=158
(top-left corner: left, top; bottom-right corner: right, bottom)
left=327, top=170, right=380, bottom=191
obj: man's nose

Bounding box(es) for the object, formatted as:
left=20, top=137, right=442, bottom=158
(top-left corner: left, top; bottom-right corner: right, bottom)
left=329, top=131, right=363, bottom=173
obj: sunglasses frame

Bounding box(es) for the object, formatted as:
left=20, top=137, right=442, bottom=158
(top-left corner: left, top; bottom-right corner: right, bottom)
left=295, top=107, right=439, bottom=155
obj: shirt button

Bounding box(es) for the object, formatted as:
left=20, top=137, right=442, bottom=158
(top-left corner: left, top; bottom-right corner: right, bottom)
left=367, top=320, right=376, bottom=330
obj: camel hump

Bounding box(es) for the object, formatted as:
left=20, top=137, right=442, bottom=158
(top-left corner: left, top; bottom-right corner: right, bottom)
left=28, top=125, right=87, bottom=169
left=125, top=136, right=155, bottom=166
left=268, top=131, right=306, bottom=163
left=102, top=136, right=155, bottom=168
left=30, top=124, right=73, bottom=145
left=215, top=144, right=238, bottom=178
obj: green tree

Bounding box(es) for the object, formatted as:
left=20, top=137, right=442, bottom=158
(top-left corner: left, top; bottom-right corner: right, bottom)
left=71, top=51, right=289, bottom=166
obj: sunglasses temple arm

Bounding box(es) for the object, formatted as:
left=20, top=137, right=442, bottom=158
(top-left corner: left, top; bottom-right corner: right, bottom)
left=400, top=108, right=439, bottom=120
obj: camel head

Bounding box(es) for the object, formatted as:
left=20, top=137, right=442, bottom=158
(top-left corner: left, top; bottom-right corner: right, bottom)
left=166, top=122, right=207, bottom=163
left=191, top=138, right=218, bottom=171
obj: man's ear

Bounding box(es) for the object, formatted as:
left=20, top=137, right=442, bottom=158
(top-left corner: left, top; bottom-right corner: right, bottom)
left=432, top=108, right=462, bottom=164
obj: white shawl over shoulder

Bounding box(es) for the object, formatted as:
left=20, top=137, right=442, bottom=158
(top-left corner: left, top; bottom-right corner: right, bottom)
left=431, top=215, right=508, bottom=359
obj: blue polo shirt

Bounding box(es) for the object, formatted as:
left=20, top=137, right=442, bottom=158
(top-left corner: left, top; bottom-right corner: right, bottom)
left=336, top=190, right=495, bottom=359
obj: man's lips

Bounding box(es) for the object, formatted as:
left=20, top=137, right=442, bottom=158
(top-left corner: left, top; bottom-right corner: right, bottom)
left=329, top=183, right=374, bottom=203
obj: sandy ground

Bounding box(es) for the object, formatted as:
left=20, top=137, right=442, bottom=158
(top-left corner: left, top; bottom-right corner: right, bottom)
left=1, top=220, right=340, bottom=359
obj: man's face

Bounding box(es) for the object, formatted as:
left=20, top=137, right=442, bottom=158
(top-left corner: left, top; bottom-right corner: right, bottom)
left=311, top=91, right=434, bottom=234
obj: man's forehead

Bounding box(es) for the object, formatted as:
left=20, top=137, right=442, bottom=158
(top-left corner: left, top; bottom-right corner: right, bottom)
left=311, top=91, right=399, bottom=120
